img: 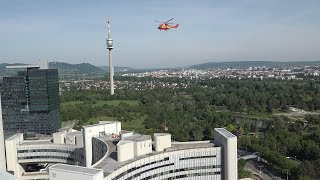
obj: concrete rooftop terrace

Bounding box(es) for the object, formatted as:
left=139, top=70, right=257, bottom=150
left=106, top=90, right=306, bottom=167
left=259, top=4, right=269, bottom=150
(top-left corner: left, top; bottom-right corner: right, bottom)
left=50, top=164, right=102, bottom=176
left=215, top=128, right=237, bottom=138
left=93, top=136, right=216, bottom=177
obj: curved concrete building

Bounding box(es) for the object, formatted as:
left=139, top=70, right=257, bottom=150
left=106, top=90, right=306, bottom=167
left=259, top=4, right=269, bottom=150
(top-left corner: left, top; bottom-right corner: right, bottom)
left=5, top=132, right=84, bottom=180
left=3, top=121, right=237, bottom=180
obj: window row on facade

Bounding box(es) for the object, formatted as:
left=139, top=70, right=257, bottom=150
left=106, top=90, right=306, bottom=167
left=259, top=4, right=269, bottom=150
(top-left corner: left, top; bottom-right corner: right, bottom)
left=18, top=149, right=74, bottom=154
left=140, top=165, right=221, bottom=180
left=113, top=157, right=170, bottom=180
left=18, top=155, right=74, bottom=161
left=179, top=155, right=216, bottom=161
left=162, top=171, right=221, bottom=180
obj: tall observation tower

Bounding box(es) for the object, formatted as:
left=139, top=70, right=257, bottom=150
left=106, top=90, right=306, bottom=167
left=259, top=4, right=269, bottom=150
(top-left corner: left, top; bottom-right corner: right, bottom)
left=107, top=16, right=114, bottom=95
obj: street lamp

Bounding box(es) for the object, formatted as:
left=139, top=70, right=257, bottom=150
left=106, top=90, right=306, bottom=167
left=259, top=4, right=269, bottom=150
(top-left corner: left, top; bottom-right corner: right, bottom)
left=258, top=165, right=263, bottom=174
left=286, top=169, right=288, bottom=180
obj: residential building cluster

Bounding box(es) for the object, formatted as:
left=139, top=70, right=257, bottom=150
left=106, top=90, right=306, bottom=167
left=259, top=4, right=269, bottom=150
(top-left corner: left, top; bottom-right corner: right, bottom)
left=122, top=67, right=311, bottom=80
left=59, top=79, right=190, bottom=92
left=58, top=65, right=320, bottom=92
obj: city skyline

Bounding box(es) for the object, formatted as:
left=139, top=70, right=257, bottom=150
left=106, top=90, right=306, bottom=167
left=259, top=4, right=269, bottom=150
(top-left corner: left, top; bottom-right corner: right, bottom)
left=0, top=0, right=320, bottom=68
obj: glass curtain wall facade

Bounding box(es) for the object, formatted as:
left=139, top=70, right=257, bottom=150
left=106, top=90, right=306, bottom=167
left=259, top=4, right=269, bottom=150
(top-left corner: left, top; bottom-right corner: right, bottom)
left=1, top=68, right=60, bottom=134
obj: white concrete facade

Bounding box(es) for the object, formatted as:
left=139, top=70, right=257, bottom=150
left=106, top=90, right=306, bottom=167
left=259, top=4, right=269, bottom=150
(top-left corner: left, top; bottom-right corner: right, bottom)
left=83, top=121, right=121, bottom=167
left=154, top=133, right=171, bottom=152
left=53, top=132, right=65, bottom=144
left=5, top=133, right=24, bottom=179
left=5, top=132, right=85, bottom=179
left=117, top=140, right=134, bottom=162
left=50, top=164, right=103, bottom=180
left=214, top=128, right=238, bottom=180
left=134, top=138, right=152, bottom=157
left=105, top=147, right=222, bottom=180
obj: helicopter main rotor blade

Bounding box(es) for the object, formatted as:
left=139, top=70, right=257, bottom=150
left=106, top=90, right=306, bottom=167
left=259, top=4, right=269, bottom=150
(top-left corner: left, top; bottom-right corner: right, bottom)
left=165, top=18, right=174, bottom=23
left=154, top=20, right=163, bottom=23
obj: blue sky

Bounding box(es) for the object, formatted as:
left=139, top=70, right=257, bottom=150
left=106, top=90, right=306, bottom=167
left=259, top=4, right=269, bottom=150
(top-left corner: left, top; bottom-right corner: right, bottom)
left=0, top=0, right=320, bottom=68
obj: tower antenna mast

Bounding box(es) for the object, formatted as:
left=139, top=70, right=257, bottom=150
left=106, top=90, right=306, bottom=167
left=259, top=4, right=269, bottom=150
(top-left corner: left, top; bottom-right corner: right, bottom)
left=107, top=16, right=114, bottom=95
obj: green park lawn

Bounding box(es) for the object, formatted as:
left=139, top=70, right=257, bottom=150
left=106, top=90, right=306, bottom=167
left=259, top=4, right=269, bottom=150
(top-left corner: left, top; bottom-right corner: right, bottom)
left=61, top=100, right=147, bottom=133
left=93, top=100, right=139, bottom=107
left=61, top=100, right=83, bottom=106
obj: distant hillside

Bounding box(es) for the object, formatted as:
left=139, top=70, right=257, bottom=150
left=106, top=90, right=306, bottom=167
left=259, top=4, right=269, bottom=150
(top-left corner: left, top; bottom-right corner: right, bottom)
left=98, top=66, right=134, bottom=72
left=49, top=62, right=104, bottom=75
left=189, top=61, right=320, bottom=69
left=0, top=62, right=134, bottom=77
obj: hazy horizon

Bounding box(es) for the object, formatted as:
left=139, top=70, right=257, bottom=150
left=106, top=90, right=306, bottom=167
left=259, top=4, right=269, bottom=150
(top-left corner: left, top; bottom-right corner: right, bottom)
left=1, top=0, right=320, bottom=68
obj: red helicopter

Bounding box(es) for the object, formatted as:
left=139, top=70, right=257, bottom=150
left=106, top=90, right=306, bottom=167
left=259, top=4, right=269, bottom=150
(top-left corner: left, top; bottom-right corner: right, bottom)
left=155, top=18, right=179, bottom=31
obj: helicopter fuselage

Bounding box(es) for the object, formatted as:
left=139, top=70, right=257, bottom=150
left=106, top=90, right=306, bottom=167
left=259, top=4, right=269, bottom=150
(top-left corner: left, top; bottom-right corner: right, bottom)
left=158, top=23, right=179, bottom=31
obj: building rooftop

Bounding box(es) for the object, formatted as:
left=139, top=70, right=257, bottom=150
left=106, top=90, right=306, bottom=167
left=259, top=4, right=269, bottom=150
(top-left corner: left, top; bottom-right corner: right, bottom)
left=123, top=134, right=151, bottom=142
left=166, top=141, right=215, bottom=151
left=117, top=140, right=133, bottom=146
left=65, top=131, right=82, bottom=137
left=154, top=133, right=171, bottom=137
left=19, top=136, right=81, bottom=148
left=83, top=121, right=118, bottom=128
left=93, top=135, right=216, bottom=177
left=5, top=133, right=23, bottom=141
left=21, top=140, right=53, bottom=146
left=50, top=164, right=102, bottom=176
left=6, top=65, right=40, bottom=69
left=215, top=128, right=236, bottom=138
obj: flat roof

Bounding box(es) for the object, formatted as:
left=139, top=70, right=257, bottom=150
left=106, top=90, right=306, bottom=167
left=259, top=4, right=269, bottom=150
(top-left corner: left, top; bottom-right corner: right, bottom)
left=65, top=131, right=82, bottom=137
left=83, top=121, right=119, bottom=128
left=19, top=138, right=82, bottom=148
left=166, top=142, right=215, bottom=151
left=6, top=133, right=23, bottom=141
left=6, top=65, right=40, bottom=69
left=117, top=140, right=133, bottom=145
left=50, top=164, right=102, bottom=176
left=154, top=133, right=171, bottom=137
left=123, top=134, right=151, bottom=142
left=93, top=136, right=217, bottom=177
left=21, top=140, right=53, bottom=145
left=215, top=128, right=236, bottom=138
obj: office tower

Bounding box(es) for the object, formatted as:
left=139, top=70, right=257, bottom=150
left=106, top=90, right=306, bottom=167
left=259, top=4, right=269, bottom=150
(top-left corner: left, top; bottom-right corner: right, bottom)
left=0, top=94, right=6, bottom=170
left=1, top=65, right=60, bottom=134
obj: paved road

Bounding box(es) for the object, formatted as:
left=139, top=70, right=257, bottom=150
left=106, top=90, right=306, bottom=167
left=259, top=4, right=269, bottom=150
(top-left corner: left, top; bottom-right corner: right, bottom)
left=245, top=162, right=284, bottom=180
left=239, top=149, right=284, bottom=180
left=245, top=162, right=272, bottom=180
